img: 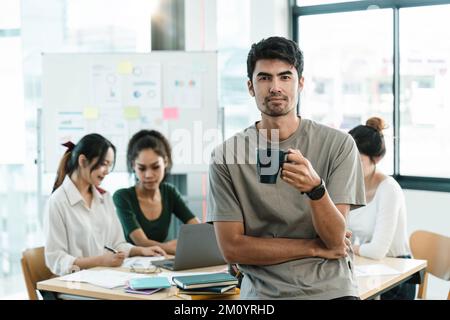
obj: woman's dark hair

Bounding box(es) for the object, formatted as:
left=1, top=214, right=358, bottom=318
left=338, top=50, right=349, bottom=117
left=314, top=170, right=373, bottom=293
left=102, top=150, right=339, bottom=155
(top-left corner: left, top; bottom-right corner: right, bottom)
left=127, top=130, right=172, bottom=179
left=247, top=36, right=304, bottom=80
left=349, top=117, right=387, bottom=163
left=52, top=133, right=116, bottom=193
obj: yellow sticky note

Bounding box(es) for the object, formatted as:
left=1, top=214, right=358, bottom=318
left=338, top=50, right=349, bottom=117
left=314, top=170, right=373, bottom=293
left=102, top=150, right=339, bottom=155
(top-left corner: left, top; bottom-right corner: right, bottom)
left=117, top=61, right=133, bottom=74
left=123, top=106, right=140, bottom=120
left=83, top=107, right=99, bottom=119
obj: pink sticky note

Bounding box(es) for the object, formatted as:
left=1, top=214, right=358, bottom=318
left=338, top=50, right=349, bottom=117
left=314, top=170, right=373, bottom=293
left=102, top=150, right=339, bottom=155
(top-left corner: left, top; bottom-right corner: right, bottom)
left=163, top=107, right=179, bottom=120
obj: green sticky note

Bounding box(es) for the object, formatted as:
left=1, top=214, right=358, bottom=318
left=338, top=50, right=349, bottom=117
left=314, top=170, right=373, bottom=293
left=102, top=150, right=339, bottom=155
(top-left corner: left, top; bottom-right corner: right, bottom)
left=123, top=106, right=140, bottom=120
left=83, top=107, right=99, bottom=119
left=117, top=61, right=133, bottom=74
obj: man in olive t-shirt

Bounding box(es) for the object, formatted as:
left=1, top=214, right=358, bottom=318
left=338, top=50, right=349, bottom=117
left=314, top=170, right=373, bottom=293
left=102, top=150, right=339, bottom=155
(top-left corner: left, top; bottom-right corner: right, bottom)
left=207, top=37, right=366, bottom=299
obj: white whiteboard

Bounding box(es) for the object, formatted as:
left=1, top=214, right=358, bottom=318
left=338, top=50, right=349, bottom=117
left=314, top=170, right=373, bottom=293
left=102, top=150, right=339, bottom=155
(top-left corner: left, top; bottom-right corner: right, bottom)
left=42, top=52, right=219, bottom=173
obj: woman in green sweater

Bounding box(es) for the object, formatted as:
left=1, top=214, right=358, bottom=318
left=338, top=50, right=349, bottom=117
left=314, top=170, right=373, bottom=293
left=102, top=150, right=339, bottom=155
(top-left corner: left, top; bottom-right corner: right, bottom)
left=113, top=130, right=199, bottom=255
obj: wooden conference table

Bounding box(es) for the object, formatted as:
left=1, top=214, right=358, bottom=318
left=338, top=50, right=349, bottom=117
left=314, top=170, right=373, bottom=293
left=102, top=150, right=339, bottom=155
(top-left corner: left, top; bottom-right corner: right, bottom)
left=37, top=256, right=426, bottom=300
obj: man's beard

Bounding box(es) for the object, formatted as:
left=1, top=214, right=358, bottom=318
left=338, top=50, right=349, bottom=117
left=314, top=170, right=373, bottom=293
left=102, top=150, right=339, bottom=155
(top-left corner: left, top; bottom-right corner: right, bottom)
left=260, top=94, right=294, bottom=117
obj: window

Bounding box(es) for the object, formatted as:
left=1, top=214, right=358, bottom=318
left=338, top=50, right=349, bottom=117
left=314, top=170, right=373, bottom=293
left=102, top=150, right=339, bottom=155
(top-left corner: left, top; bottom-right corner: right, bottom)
left=297, top=0, right=365, bottom=5
left=0, top=0, right=28, bottom=297
left=399, top=5, right=450, bottom=178
left=217, top=0, right=256, bottom=139
left=298, top=9, right=394, bottom=174
left=293, top=0, right=450, bottom=191
left=0, top=37, right=26, bottom=165
left=0, top=0, right=155, bottom=298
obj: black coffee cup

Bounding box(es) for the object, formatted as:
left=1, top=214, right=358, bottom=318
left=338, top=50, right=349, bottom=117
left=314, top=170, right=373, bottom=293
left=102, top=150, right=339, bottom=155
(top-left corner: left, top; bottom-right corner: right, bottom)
left=256, top=148, right=288, bottom=184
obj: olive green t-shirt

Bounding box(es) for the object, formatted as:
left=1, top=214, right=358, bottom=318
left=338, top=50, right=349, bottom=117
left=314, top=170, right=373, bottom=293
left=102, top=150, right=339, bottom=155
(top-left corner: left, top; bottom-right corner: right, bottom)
left=207, top=118, right=366, bottom=300
left=113, top=183, right=196, bottom=243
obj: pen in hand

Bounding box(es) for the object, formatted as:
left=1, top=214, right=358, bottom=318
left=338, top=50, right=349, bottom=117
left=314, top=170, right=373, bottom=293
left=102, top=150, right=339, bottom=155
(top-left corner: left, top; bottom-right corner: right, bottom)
left=104, top=245, right=118, bottom=254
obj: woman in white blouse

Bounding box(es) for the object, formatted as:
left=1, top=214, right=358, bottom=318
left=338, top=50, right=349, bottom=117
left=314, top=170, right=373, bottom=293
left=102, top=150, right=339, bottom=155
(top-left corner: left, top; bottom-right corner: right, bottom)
left=348, top=117, right=415, bottom=300
left=45, top=133, right=166, bottom=275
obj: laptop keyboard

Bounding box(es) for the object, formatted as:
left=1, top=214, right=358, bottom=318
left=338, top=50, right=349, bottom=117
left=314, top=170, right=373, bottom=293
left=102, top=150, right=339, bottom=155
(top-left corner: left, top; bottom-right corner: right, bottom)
left=154, top=258, right=175, bottom=269
left=163, top=259, right=174, bottom=267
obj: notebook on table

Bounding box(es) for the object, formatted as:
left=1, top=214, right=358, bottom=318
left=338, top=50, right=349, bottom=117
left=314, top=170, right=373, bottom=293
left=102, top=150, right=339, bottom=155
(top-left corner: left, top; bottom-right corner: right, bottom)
left=173, top=272, right=238, bottom=290
left=127, top=276, right=171, bottom=290
left=178, top=284, right=237, bottom=295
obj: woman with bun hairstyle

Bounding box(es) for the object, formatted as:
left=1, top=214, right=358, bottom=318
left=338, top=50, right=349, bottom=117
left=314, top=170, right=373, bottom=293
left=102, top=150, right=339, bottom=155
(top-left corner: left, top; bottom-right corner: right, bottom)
left=113, top=130, right=199, bottom=255
left=45, top=133, right=166, bottom=276
left=348, top=117, right=415, bottom=299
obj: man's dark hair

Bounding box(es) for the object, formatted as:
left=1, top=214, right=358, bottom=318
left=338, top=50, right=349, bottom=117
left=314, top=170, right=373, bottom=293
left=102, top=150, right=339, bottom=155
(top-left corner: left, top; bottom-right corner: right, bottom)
left=246, top=36, right=304, bottom=80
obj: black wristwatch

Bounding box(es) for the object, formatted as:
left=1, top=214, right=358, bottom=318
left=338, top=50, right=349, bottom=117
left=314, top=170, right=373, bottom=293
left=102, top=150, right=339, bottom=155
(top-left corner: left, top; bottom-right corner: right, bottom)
left=303, top=178, right=326, bottom=200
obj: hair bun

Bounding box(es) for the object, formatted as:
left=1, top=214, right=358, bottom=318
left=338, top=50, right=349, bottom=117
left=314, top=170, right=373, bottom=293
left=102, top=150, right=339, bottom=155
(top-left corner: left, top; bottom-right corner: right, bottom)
left=366, top=117, right=387, bottom=132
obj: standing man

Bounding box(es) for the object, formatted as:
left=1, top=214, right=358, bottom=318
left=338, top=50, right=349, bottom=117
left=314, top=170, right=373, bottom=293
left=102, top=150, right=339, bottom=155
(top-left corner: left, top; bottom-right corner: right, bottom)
left=207, top=37, right=366, bottom=299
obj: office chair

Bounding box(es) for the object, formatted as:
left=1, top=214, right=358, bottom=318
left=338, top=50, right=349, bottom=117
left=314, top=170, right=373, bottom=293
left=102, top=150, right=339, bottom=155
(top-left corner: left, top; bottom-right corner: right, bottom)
left=409, top=230, right=450, bottom=300
left=21, top=246, right=56, bottom=300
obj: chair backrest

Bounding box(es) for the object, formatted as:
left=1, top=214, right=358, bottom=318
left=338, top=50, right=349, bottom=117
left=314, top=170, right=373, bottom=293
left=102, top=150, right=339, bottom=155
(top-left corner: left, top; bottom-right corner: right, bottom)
left=410, top=230, right=450, bottom=300
left=21, top=246, right=55, bottom=300
left=410, top=230, right=450, bottom=280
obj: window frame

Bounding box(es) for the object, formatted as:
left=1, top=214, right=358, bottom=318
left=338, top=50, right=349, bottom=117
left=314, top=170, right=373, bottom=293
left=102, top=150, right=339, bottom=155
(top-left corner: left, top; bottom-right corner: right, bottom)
left=291, top=0, right=450, bottom=193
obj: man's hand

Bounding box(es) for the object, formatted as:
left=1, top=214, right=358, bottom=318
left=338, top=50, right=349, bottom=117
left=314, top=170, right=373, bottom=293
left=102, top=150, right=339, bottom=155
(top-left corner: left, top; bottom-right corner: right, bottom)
left=281, top=149, right=322, bottom=193
left=313, top=231, right=353, bottom=259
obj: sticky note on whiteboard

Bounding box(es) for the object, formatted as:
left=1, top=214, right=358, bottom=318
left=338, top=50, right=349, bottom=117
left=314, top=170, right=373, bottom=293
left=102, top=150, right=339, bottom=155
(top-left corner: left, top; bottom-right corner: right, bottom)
left=123, top=106, right=141, bottom=120
left=83, top=107, right=99, bottom=119
left=162, top=107, right=179, bottom=120
left=117, top=61, right=133, bottom=74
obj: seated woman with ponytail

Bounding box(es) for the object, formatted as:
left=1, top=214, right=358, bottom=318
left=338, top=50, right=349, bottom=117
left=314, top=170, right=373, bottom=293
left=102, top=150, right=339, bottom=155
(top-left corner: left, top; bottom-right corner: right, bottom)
left=113, top=130, right=199, bottom=255
left=44, top=133, right=166, bottom=276
left=347, top=117, right=415, bottom=300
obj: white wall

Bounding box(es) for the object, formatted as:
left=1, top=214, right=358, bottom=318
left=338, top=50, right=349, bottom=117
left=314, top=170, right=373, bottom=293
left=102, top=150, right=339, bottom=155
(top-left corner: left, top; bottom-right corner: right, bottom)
left=404, top=190, right=450, bottom=299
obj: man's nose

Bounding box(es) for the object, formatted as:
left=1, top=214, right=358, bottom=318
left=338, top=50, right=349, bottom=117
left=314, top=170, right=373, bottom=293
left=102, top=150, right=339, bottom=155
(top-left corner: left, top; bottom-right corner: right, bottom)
left=269, top=79, right=282, bottom=94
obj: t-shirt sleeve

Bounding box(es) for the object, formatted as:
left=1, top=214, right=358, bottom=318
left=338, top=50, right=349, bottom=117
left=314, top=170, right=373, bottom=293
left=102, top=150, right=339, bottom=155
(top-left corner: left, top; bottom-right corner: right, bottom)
left=112, top=189, right=142, bottom=238
left=326, top=134, right=366, bottom=209
left=166, top=184, right=197, bottom=223
left=359, top=181, right=403, bottom=260
left=207, top=147, right=244, bottom=223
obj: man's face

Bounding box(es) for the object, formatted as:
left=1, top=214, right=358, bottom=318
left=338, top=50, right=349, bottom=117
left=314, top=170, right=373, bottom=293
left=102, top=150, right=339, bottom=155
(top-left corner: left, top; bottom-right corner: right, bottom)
left=248, top=59, right=304, bottom=117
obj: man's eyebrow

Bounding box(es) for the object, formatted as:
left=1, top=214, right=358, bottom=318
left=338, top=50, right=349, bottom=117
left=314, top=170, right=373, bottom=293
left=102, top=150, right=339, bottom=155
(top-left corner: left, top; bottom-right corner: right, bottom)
left=256, top=72, right=272, bottom=77
left=278, top=70, right=293, bottom=76
left=256, top=70, right=293, bottom=77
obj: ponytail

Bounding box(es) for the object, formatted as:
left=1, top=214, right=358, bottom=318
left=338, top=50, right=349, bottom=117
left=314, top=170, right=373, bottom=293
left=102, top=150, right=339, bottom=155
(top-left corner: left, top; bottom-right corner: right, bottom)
left=51, top=134, right=116, bottom=193
left=52, top=142, right=76, bottom=193
left=52, top=150, right=71, bottom=193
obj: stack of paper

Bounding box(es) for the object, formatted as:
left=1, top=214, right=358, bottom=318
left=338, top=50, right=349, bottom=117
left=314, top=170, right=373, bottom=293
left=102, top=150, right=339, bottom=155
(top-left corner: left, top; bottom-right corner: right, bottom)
left=355, top=264, right=402, bottom=277
left=122, top=256, right=166, bottom=268
left=59, top=269, right=148, bottom=289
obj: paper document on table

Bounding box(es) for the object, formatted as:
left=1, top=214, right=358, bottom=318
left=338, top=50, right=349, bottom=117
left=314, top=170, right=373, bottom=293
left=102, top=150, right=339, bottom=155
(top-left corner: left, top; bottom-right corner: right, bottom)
left=355, top=264, right=402, bottom=277
left=122, top=256, right=166, bottom=268
left=59, top=269, right=147, bottom=289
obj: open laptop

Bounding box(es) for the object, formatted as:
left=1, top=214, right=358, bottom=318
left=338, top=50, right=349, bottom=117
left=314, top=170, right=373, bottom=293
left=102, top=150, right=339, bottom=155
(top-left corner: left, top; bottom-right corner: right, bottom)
left=151, top=223, right=226, bottom=271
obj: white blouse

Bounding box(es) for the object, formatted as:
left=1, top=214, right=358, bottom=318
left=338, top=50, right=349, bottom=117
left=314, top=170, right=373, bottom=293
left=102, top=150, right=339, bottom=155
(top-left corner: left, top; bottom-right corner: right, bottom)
left=44, top=176, right=133, bottom=275
left=347, top=176, right=411, bottom=260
